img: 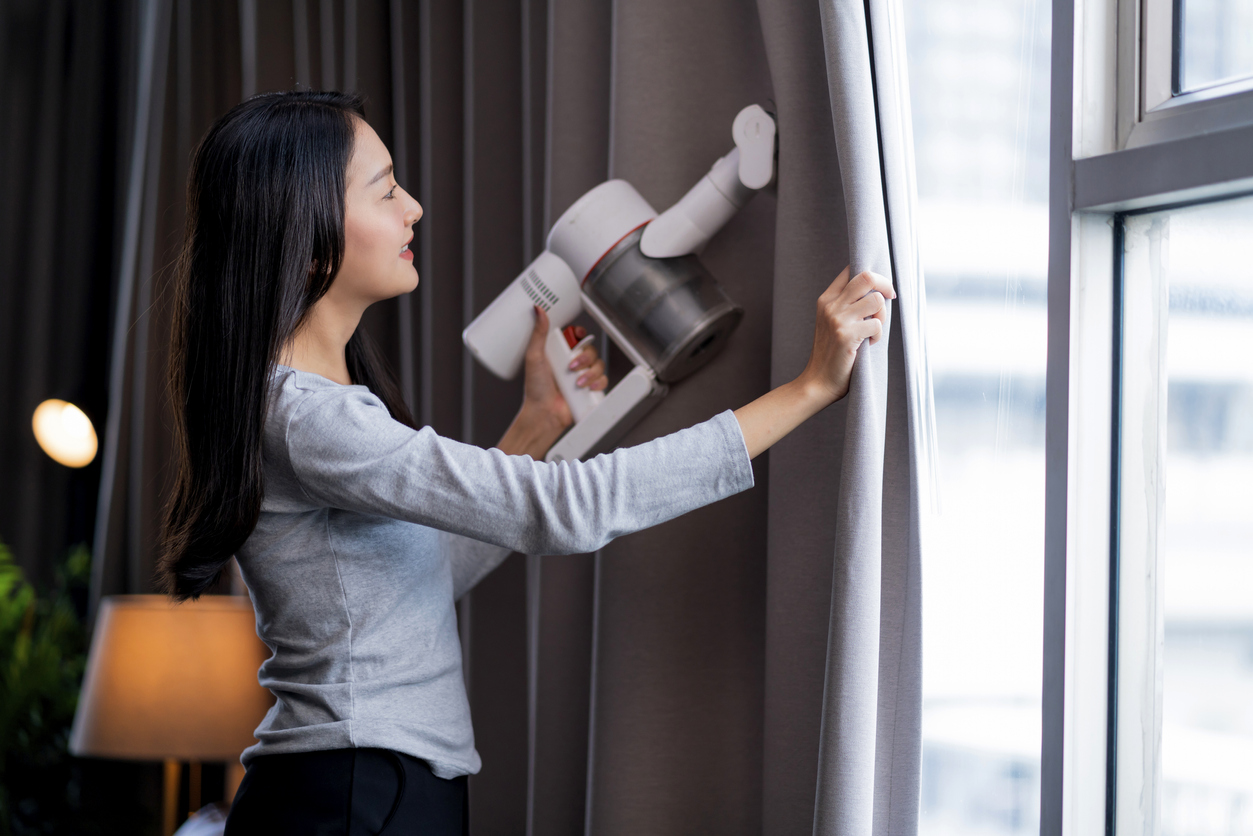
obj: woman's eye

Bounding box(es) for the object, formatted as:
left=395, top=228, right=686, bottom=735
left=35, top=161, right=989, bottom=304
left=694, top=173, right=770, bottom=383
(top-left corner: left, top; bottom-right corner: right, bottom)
left=385, top=185, right=397, bottom=199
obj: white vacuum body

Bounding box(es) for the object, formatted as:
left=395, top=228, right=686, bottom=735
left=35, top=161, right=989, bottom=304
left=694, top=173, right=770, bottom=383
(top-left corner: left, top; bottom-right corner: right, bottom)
left=462, top=105, right=776, bottom=462
left=461, top=250, right=582, bottom=381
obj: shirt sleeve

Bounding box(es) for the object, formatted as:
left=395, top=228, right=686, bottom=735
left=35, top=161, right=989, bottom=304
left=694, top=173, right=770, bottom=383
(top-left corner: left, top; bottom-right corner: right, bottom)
left=283, top=386, right=755, bottom=556
left=442, top=531, right=512, bottom=601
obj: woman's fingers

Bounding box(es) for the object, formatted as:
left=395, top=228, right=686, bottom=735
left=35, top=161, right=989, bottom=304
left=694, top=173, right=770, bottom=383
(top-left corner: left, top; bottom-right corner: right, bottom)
left=567, top=346, right=594, bottom=371
left=576, top=357, right=607, bottom=389
left=530, top=305, right=550, bottom=339
left=818, top=265, right=853, bottom=306
left=827, top=271, right=894, bottom=346
left=526, top=306, right=552, bottom=363
left=849, top=315, right=884, bottom=347
left=848, top=291, right=890, bottom=343
left=837, top=270, right=895, bottom=305
left=818, top=267, right=894, bottom=309
left=567, top=342, right=607, bottom=389
left=800, top=268, right=897, bottom=404
left=848, top=289, right=885, bottom=318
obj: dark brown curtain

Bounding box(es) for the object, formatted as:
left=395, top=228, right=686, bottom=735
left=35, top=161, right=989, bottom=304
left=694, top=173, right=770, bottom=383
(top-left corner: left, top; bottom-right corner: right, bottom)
left=82, top=1, right=925, bottom=833
left=0, top=0, right=132, bottom=588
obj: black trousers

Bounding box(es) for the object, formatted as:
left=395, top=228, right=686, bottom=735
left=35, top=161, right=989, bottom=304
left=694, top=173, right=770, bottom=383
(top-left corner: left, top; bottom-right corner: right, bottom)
left=224, top=748, right=468, bottom=836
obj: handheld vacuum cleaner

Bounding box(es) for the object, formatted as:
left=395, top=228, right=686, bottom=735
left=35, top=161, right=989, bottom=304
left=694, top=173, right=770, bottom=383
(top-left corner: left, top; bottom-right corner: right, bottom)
left=462, top=104, right=777, bottom=462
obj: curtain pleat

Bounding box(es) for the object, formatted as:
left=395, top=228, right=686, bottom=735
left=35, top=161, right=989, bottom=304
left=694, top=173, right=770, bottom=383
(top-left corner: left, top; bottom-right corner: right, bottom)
left=79, top=0, right=931, bottom=832
left=753, top=0, right=854, bottom=831
left=814, top=0, right=896, bottom=828
left=812, top=0, right=926, bottom=833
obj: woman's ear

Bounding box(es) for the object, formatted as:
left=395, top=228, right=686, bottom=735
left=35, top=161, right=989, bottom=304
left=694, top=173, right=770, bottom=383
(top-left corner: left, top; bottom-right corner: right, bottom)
left=305, top=259, right=334, bottom=298
left=308, top=259, right=332, bottom=285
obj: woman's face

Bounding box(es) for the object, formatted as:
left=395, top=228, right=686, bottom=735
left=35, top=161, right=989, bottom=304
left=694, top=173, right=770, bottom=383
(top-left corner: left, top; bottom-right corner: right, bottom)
left=335, top=118, right=423, bottom=305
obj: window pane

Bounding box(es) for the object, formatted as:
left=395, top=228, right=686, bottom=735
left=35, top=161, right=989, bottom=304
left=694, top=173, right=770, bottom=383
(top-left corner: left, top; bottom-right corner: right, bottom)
left=902, top=0, right=1050, bottom=831
left=1178, top=0, right=1253, bottom=92
left=1120, top=194, right=1253, bottom=835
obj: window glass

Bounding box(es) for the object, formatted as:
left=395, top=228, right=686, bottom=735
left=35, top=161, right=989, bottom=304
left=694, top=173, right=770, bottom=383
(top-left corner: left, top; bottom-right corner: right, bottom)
left=902, top=0, right=1050, bottom=832
left=1120, top=196, right=1253, bottom=835
left=1177, top=0, right=1253, bottom=92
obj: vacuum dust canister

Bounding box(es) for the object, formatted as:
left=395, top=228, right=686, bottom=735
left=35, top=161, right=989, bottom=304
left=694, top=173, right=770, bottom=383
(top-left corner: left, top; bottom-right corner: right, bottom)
left=547, top=179, right=742, bottom=382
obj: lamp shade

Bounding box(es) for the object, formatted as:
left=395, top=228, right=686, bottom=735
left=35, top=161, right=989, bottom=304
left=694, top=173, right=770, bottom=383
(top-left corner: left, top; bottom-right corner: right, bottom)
left=70, top=595, right=272, bottom=761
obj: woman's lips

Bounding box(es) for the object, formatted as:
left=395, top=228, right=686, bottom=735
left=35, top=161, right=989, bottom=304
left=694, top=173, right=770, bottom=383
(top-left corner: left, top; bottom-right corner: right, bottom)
left=400, top=241, right=413, bottom=261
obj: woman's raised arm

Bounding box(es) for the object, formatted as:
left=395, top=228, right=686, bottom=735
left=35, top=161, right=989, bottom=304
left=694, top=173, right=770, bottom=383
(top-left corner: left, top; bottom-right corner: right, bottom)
left=501, top=266, right=895, bottom=461
left=734, top=267, right=893, bottom=458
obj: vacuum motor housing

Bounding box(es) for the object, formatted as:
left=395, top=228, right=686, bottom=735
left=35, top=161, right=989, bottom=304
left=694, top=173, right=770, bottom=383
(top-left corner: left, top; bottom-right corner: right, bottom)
left=582, top=227, right=742, bottom=383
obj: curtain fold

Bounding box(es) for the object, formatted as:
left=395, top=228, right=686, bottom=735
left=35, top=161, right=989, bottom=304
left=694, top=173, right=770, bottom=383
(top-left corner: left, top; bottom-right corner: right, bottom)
left=78, top=0, right=932, bottom=832
left=753, top=2, right=853, bottom=832
left=812, top=0, right=928, bottom=832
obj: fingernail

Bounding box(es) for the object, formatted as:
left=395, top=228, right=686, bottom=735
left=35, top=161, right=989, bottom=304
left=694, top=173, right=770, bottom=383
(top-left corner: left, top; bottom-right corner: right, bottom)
left=576, top=373, right=589, bottom=386
left=567, top=359, right=580, bottom=370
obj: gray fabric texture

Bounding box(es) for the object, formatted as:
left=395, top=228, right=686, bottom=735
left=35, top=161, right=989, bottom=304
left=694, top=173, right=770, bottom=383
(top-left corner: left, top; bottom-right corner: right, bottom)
left=582, top=2, right=776, bottom=832
left=754, top=2, right=853, bottom=832
left=813, top=0, right=926, bottom=834
left=235, top=366, right=754, bottom=778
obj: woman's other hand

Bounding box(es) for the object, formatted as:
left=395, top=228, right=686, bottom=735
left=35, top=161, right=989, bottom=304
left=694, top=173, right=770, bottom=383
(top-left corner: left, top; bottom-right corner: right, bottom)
left=563, top=326, right=608, bottom=392
left=495, top=306, right=607, bottom=458
left=733, top=266, right=895, bottom=459
left=797, top=266, right=895, bottom=405
left=522, top=306, right=607, bottom=420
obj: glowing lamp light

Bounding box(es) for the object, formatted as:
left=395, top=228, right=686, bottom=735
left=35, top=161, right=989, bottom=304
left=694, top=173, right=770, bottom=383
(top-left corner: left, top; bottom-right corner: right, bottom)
left=32, top=399, right=98, bottom=468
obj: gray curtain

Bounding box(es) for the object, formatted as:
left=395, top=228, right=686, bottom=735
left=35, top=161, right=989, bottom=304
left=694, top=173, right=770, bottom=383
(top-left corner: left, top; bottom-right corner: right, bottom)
left=86, top=0, right=931, bottom=832
left=811, top=0, right=930, bottom=832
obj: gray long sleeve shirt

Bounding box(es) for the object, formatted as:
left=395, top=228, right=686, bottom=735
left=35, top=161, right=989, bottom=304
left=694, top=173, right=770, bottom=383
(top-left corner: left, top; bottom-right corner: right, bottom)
left=235, top=366, right=755, bottom=777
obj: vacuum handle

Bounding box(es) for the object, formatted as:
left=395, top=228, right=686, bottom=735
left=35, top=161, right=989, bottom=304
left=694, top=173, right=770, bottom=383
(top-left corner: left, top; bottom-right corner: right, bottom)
left=545, top=365, right=668, bottom=463
left=545, top=327, right=605, bottom=422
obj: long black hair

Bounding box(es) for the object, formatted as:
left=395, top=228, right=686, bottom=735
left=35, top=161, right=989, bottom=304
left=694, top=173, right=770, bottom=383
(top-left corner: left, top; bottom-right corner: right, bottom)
left=159, top=91, right=414, bottom=600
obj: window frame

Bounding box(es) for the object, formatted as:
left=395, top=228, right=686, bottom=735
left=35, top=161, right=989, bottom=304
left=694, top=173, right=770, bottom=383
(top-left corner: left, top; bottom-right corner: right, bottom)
left=1043, top=0, right=1253, bottom=835
left=1115, top=0, right=1253, bottom=149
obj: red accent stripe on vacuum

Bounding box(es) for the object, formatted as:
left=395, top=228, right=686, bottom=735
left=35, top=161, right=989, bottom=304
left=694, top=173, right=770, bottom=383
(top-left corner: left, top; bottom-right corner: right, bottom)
left=579, top=220, right=653, bottom=286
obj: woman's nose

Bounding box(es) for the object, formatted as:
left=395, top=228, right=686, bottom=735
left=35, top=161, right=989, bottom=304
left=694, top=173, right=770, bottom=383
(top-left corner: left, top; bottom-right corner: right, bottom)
left=404, top=192, right=423, bottom=226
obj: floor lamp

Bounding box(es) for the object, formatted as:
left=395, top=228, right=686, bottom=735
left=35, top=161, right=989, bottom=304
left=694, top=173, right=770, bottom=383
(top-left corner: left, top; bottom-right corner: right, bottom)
left=70, top=595, right=272, bottom=835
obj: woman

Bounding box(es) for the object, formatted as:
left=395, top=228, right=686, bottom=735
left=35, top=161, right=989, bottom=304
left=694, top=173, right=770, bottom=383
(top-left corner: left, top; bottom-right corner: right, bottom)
left=160, top=91, right=892, bottom=834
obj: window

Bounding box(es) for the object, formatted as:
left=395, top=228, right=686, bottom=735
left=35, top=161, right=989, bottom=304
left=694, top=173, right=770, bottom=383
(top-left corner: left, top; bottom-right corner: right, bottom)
left=902, top=0, right=1050, bottom=831
left=1115, top=195, right=1253, bottom=836
left=1046, top=0, right=1253, bottom=833
left=1177, top=0, right=1253, bottom=93
left=1116, top=0, right=1253, bottom=148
